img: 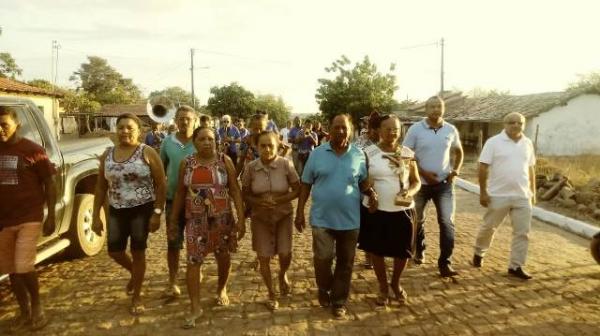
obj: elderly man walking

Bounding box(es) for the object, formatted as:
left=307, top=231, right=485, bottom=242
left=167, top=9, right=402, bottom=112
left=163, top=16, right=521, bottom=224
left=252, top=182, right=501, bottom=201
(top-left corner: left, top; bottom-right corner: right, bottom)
left=473, top=112, right=536, bottom=280
left=295, top=114, right=371, bottom=319
left=403, top=96, right=464, bottom=277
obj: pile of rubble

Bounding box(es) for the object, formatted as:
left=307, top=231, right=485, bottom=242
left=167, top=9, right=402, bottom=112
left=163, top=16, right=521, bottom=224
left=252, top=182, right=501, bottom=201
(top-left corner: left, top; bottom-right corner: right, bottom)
left=538, top=174, right=600, bottom=220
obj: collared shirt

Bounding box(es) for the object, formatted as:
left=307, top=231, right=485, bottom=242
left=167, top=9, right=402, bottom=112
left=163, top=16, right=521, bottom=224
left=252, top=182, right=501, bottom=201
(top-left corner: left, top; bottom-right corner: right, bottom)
left=479, top=130, right=536, bottom=198
left=160, top=134, right=196, bottom=200
left=218, top=126, right=241, bottom=153
left=241, top=156, right=299, bottom=222
left=301, top=142, right=367, bottom=230
left=402, top=118, right=462, bottom=185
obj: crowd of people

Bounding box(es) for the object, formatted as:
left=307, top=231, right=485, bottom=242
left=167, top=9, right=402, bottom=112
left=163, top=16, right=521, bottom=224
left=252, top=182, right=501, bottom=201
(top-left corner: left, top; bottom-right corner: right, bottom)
left=0, top=96, right=537, bottom=331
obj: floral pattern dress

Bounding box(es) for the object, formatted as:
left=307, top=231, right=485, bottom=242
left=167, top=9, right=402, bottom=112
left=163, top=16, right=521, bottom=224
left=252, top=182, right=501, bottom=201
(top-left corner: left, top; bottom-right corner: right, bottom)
left=183, top=154, right=237, bottom=264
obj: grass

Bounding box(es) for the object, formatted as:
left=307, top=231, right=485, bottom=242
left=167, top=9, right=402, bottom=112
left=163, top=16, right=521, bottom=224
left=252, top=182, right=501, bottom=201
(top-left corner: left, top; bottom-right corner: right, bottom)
left=537, top=155, right=600, bottom=188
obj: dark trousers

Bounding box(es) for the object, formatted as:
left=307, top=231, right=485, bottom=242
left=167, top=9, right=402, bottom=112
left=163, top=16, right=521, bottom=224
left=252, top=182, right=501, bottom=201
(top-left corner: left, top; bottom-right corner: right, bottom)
left=414, top=181, right=456, bottom=267
left=311, top=227, right=359, bottom=306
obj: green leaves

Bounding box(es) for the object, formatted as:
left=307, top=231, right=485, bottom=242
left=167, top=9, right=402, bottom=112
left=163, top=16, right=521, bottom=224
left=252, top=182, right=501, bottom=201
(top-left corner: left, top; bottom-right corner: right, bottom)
left=315, top=55, right=398, bottom=125
left=0, top=52, right=22, bottom=79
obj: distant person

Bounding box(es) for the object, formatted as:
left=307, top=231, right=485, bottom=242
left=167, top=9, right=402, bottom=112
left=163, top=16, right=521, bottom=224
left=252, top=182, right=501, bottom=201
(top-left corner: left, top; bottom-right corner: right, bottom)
left=92, top=113, right=167, bottom=315
left=144, top=123, right=165, bottom=151
left=218, top=114, right=241, bottom=164
left=170, top=127, right=245, bottom=328
left=295, top=114, right=370, bottom=319
left=167, top=124, right=178, bottom=135
left=403, top=96, right=463, bottom=277
left=0, top=106, right=56, bottom=331
left=288, top=117, right=303, bottom=174
left=159, top=106, right=197, bottom=299
left=235, top=118, right=250, bottom=140
left=313, top=121, right=329, bottom=146
left=280, top=120, right=292, bottom=145
left=295, top=119, right=318, bottom=175
left=242, top=131, right=300, bottom=310
left=473, top=112, right=536, bottom=280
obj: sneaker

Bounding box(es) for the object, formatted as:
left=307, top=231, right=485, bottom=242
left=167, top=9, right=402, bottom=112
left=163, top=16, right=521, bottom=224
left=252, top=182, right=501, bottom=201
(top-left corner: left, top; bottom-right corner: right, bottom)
left=472, top=255, right=483, bottom=268
left=508, top=267, right=532, bottom=280
left=439, top=264, right=459, bottom=277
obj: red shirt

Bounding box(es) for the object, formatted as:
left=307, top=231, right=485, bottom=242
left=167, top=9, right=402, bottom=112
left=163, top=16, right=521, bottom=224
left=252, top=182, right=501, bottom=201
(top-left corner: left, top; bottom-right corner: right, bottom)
left=0, top=138, right=56, bottom=228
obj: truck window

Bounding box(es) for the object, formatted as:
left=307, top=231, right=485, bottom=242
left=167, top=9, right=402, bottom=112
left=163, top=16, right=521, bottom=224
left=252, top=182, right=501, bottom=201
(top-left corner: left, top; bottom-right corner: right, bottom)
left=13, top=105, right=44, bottom=146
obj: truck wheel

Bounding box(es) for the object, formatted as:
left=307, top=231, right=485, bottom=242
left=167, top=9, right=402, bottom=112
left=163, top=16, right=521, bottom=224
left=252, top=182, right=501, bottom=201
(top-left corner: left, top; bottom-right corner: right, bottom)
left=66, top=194, right=106, bottom=257
left=591, top=232, right=600, bottom=265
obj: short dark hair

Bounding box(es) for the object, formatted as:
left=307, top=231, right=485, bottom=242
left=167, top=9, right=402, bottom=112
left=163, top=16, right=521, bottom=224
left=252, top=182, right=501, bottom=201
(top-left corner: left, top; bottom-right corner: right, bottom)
left=192, top=126, right=217, bottom=142
left=0, top=106, right=19, bottom=123
left=199, top=115, right=212, bottom=123
left=257, top=130, right=279, bottom=144
left=328, top=113, right=353, bottom=126
left=176, top=105, right=196, bottom=117
left=116, top=113, right=142, bottom=129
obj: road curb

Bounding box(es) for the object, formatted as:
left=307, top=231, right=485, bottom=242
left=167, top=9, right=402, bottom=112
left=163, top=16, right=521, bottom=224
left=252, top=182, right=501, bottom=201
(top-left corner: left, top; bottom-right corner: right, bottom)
left=456, top=178, right=598, bottom=239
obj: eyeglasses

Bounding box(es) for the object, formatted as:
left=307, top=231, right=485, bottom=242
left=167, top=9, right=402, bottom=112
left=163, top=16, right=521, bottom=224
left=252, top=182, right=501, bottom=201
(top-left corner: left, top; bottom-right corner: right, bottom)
left=222, top=120, right=230, bottom=123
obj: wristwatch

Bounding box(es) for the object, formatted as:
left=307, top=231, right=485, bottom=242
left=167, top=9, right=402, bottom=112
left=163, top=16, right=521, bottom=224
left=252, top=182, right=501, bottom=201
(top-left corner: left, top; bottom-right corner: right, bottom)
left=153, top=208, right=163, bottom=215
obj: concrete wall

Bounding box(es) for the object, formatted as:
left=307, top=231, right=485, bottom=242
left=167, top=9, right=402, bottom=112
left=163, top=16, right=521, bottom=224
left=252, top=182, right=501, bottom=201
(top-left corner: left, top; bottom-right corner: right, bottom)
left=525, top=94, right=600, bottom=155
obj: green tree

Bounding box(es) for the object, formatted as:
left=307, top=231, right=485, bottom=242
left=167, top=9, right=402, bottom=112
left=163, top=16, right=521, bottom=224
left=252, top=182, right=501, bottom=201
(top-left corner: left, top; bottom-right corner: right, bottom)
left=0, top=52, right=23, bottom=79
left=27, top=79, right=55, bottom=91
left=61, top=90, right=101, bottom=114
left=148, top=86, right=200, bottom=110
left=70, top=56, right=142, bottom=105
left=255, top=94, right=292, bottom=127
left=567, top=71, right=600, bottom=95
left=207, top=82, right=256, bottom=120
left=315, top=55, right=398, bottom=125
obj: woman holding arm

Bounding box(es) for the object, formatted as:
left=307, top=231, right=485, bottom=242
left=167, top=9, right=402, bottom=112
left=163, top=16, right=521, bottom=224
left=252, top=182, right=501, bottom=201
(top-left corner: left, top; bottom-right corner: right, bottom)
left=169, top=126, right=245, bottom=329
left=92, top=113, right=167, bottom=315
left=358, top=114, right=420, bottom=306
left=241, top=131, right=300, bottom=310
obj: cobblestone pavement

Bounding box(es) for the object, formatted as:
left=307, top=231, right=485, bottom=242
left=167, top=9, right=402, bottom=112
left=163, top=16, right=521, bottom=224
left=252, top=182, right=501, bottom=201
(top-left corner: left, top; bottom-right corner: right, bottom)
left=1, top=189, right=599, bottom=335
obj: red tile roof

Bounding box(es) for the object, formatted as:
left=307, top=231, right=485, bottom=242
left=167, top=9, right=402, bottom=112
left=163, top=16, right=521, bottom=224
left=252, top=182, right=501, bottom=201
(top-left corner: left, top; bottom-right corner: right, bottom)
left=0, top=77, right=64, bottom=97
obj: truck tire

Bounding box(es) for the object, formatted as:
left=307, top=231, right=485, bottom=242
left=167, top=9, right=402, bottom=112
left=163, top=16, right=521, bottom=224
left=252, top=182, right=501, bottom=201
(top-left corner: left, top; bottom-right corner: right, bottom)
left=591, top=232, right=600, bottom=265
left=66, top=194, right=106, bottom=258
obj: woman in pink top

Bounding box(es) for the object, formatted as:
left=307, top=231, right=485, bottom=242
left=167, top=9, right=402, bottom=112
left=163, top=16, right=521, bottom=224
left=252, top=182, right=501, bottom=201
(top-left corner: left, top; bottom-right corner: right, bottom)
left=92, top=113, right=166, bottom=316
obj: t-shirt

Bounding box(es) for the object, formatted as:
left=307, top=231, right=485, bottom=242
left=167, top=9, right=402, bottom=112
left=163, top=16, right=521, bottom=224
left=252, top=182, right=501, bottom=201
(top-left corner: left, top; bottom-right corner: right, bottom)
left=288, top=126, right=303, bottom=150
left=0, top=138, right=56, bottom=228
left=160, top=134, right=196, bottom=200
left=218, top=126, right=241, bottom=154
left=266, top=120, right=279, bottom=133
left=402, top=119, right=462, bottom=185
left=479, top=130, right=536, bottom=198
left=298, top=131, right=318, bottom=154
left=301, top=142, right=367, bottom=230
left=280, top=128, right=290, bottom=144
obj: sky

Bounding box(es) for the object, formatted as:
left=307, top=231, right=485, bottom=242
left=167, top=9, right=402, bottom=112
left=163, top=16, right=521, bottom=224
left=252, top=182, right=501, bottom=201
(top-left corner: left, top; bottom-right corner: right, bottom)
left=1, top=0, right=599, bottom=114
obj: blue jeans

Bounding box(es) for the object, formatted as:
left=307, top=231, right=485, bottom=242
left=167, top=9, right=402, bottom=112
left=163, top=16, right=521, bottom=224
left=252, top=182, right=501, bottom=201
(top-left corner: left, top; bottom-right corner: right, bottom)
left=414, top=181, right=456, bottom=267
left=312, top=227, right=359, bottom=306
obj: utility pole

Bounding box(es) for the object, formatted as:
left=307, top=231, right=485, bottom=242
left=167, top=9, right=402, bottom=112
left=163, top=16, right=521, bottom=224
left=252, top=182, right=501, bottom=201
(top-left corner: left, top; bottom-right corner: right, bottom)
left=51, top=40, right=61, bottom=86
left=440, top=37, right=445, bottom=95
left=190, top=48, right=195, bottom=108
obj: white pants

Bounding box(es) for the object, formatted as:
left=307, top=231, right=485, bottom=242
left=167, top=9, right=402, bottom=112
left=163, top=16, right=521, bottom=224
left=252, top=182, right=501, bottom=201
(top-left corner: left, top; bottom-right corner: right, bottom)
left=474, top=196, right=532, bottom=269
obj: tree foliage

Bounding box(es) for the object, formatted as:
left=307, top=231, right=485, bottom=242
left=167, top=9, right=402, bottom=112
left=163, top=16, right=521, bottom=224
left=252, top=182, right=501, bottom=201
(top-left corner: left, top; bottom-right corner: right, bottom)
left=255, top=94, right=292, bottom=127
left=0, top=52, right=23, bottom=79
left=466, top=87, right=510, bottom=98
left=315, top=55, right=398, bottom=125
left=27, top=79, right=55, bottom=91
left=148, top=86, right=200, bottom=110
left=61, top=90, right=101, bottom=114
left=207, top=82, right=256, bottom=120
left=567, top=71, right=600, bottom=95
left=70, top=56, right=142, bottom=105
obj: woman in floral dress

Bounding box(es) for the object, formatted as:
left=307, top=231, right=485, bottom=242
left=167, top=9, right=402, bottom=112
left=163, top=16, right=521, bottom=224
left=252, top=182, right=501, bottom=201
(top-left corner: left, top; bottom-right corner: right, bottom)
left=169, top=126, right=245, bottom=328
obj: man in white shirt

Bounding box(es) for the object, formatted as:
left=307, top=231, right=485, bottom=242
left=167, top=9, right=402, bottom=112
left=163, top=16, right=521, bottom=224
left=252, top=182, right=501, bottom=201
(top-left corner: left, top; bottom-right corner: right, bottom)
left=280, top=120, right=291, bottom=144
left=473, top=112, right=536, bottom=280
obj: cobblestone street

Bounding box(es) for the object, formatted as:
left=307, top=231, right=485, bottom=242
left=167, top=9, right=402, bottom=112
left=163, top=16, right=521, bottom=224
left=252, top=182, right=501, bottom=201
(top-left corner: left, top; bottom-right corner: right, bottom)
left=1, top=188, right=599, bottom=335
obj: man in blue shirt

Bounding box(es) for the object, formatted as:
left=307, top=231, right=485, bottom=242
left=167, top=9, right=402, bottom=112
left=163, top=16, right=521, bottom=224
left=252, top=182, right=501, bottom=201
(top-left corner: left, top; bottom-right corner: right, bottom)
left=160, top=105, right=197, bottom=297
left=217, top=114, right=241, bottom=164
left=403, top=96, right=464, bottom=277
left=288, top=117, right=303, bottom=175
left=295, top=114, right=371, bottom=319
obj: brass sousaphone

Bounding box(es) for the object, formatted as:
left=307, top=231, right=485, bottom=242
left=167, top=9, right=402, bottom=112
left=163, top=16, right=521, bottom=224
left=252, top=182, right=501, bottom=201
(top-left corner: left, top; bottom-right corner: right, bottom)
left=146, top=96, right=176, bottom=124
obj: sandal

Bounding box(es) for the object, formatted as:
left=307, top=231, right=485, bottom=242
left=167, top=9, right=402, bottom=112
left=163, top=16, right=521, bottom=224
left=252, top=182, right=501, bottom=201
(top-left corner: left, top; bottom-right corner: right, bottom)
left=30, top=313, right=48, bottom=331
left=9, top=314, right=31, bottom=332
left=181, top=310, right=203, bottom=329
left=266, top=298, right=279, bottom=311
left=279, top=277, right=291, bottom=296
left=129, top=301, right=145, bottom=316
left=215, top=293, right=230, bottom=306
left=375, top=291, right=389, bottom=306
left=392, top=286, right=408, bottom=304
left=126, top=279, right=134, bottom=296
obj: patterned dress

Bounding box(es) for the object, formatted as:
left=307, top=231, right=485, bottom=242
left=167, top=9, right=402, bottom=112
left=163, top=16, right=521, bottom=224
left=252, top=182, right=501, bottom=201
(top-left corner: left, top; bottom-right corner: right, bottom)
left=183, top=154, right=237, bottom=264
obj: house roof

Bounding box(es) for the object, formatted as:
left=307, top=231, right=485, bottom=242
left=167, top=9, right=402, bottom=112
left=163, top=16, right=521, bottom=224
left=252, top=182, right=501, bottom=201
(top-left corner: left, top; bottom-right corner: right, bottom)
left=0, top=77, right=64, bottom=98
left=407, top=91, right=578, bottom=122
left=98, top=103, right=147, bottom=117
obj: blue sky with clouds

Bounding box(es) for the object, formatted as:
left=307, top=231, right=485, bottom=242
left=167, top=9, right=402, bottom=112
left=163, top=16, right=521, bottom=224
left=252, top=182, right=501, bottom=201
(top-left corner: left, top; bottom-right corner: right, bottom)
left=1, top=0, right=599, bottom=113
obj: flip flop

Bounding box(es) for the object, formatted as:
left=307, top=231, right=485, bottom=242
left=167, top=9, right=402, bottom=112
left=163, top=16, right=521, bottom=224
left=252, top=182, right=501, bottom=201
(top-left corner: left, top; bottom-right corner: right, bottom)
left=392, top=286, right=408, bottom=304
left=30, top=313, right=48, bottom=331
left=129, top=302, right=145, bottom=316
left=9, top=314, right=31, bottom=332
left=126, top=279, right=134, bottom=296
left=375, top=292, right=389, bottom=306
left=279, top=277, right=291, bottom=296
left=215, top=294, right=230, bottom=306
left=181, top=310, right=203, bottom=329
left=266, top=298, right=279, bottom=311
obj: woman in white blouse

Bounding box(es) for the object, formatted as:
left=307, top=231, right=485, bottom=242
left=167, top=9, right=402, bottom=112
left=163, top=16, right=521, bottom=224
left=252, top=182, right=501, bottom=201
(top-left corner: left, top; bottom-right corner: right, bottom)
left=358, top=114, right=421, bottom=306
